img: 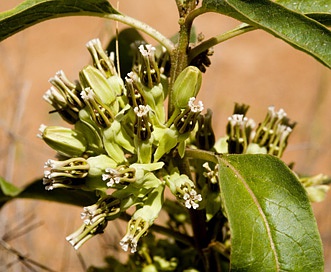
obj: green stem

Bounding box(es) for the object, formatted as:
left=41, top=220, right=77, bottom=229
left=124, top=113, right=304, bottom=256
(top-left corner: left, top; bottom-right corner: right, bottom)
left=102, top=13, right=175, bottom=53
left=188, top=24, right=256, bottom=63
left=185, top=148, right=219, bottom=164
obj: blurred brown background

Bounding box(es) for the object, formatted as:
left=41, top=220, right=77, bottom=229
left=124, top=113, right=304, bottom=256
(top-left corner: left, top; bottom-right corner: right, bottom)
left=0, top=0, right=330, bottom=271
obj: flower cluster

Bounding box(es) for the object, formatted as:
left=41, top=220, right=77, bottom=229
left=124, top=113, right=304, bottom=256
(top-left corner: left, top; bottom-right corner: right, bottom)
left=214, top=103, right=296, bottom=158
left=39, top=38, right=315, bottom=256
left=39, top=39, right=205, bottom=252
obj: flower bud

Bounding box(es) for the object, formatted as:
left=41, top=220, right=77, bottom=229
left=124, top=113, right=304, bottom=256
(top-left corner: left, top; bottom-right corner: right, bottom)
left=86, top=38, right=117, bottom=78
left=195, top=109, right=215, bottom=150
left=165, top=172, right=202, bottom=210
left=87, top=154, right=117, bottom=177
left=66, top=216, right=108, bottom=250
left=226, top=114, right=249, bottom=154
left=120, top=185, right=164, bottom=253
left=174, top=97, right=204, bottom=134
left=125, top=71, right=146, bottom=107
left=172, top=66, right=202, bottom=109
left=45, top=70, right=84, bottom=124
left=81, top=195, right=121, bottom=225
left=66, top=194, right=122, bottom=250
left=43, top=157, right=89, bottom=190
left=79, top=65, right=118, bottom=108
left=252, top=106, right=295, bottom=157
left=138, top=44, right=161, bottom=88
left=81, top=88, right=114, bottom=128
left=38, top=124, right=87, bottom=157
left=134, top=105, right=153, bottom=141
left=300, top=174, right=331, bottom=202
left=102, top=165, right=136, bottom=187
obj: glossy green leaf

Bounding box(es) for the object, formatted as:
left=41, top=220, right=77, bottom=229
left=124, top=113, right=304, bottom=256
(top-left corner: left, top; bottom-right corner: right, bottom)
left=0, top=177, right=98, bottom=208
left=202, top=0, right=331, bottom=68
left=0, top=0, right=117, bottom=42
left=276, top=0, right=331, bottom=26
left=217, top=154, right=323, bottom=271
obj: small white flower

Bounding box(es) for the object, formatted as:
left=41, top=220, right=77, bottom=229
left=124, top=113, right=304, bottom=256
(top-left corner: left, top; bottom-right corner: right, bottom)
left=183, top=189, right=202, bottom=209
left=188, top=97, right=204, bottom=113
left=80, top=88, right=93, bottom=100
left=125, top=71, right=135, bottom=83
left=81, top=207, right=95, bottom=225
left=277, top=124, right=292, bottom=140
left=102, top=168, right=121, bottom=187
left=86, top=38, right=101, bottom=48
left=134, top=105, right=150, bottom=117
left=247, top=118, right=256, bottom=130
left=37, top=124, right=47, bottom=138
left=267, top=106, right=287, bottom=120
left=119, top=234, right=137, bottom=253
left=228, top=114, right=247, bottom=127
left=138, top=44, right=156, bottom=57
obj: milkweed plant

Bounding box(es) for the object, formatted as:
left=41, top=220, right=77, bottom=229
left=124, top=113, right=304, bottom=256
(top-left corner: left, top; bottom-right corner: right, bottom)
left=0, top=0, right=331, bottom=271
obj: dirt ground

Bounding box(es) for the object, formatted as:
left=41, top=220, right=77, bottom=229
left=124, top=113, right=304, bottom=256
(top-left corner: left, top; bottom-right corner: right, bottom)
left=0, top=0, right=330, bottom=271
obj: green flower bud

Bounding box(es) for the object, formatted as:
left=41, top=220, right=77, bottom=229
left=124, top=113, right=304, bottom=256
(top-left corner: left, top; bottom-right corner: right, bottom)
left=79, top=65, right=118, bottom=108
left=87, top=155, right=117, bottom=177
left=300, top=174, right=331, bottom=202
left=38, top=124, right=87, bottom=157
left=130, top=162, right=164, bottom=183
left=141, top=83, right=165, bottom=125
left=172, top=66, right=202, bottom=109
left=152, top=126, right=178, bottom=162
left=246, top=143, right=267, bottom=154
left=134, top=135, right=153, bottom=164
left=104, top=117, right=135, bottom=151
left=213, top=136, right=228, bottom=154
left=75, top=119, right=104, bottom=155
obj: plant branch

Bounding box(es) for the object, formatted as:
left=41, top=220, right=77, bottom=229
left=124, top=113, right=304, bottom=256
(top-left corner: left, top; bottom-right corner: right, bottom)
left=188, top=24, right=256, bottom=63
left=185, top=6, right=208, bottom=28
left=185, top=148, right=219, bottom=164
left=102, top=13, right=175, bottom=53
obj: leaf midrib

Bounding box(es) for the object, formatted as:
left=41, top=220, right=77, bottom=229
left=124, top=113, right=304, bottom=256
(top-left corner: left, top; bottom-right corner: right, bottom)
left=220, top=156, right=280, bottom=271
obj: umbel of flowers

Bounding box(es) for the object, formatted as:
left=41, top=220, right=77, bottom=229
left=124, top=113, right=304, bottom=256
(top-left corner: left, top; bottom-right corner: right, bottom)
left=38, top=38, right=298, bottom=253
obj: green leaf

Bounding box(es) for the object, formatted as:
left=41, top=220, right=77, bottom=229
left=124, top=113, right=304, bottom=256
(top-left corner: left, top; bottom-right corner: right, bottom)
left=0, top=176, right=98, bottom=208
left=0, top=177, right=23, bottom=206
left=217, top=154, right=323, bottom=271
left=0, top=0, right=117, bottom=42
left=202, top=0, right=331, bottom=68
left=106, top=28, right=145, bottom=80
left=276, top=0, right=331, bottom=26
